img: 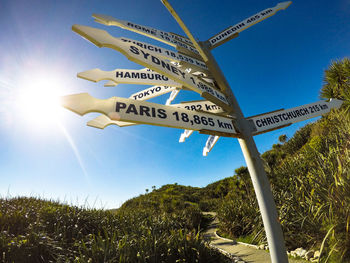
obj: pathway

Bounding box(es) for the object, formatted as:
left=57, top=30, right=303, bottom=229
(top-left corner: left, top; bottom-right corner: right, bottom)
left=203, top=212, right=307, bottom=263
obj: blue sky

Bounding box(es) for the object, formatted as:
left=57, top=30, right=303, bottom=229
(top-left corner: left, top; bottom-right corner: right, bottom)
left=1, top=0, right=349, bottom=209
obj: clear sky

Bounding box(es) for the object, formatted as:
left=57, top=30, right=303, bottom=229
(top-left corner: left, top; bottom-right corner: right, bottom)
left=1, top=0, right=349, bottom=209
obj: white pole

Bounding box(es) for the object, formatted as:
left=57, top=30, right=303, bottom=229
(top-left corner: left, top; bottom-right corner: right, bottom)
left=200, top=42, right=288, bottom=263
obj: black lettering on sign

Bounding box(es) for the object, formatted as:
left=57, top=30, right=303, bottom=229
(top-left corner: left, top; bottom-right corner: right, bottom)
left=320, top=104, right=328, bottom=110
left=139, top=106, right=150, bottom=117
left=141, top=50, right=150, bottom=60
left=261, top=9, right=273, bottom=16
left=126, top=104, right=138, bottom=115
left=131, top=72, right=140, bottom=79
left=157, top=109, right=167, bottom=118
left=127, top=22, right=157, bottom=36
left=116, top=102, right=127, bottom=112
left=129, top=46, right=140, bottom=55
left=161, top=61, right=171, bottom=71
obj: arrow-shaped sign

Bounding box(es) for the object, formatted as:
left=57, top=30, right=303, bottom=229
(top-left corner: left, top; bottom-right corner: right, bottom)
left=62, top=93, right=237, bottom=135
left=88, top=98, right=225, bottom=129
left=203, top=135, right=220, bottom=156
left=119, top=37, right=209, bottom=74
left=92, top=14, right=200, bottom=57
left=78, top=68, right=181, bottom=87
left=72, top=25, right=231, bottom=111
left=179, top=129, right=194, bottom=143
left=166, top=89, right=180, bottom=105
left=249, top=99, right=343, bottom=135
left=207, top=1, right=292, bottom=49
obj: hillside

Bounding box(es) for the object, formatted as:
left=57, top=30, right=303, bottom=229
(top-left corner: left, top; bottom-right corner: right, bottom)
left=0, top=197, right=230, bottom=262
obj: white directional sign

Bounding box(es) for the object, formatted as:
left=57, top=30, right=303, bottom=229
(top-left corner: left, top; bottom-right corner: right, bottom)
left=203, top=135, right=220, bottom=156
left=249, top=99, right=344, bottom=135
left=166, top=89, right=180, bottom=105
left=78, top=68, right=181, bottom=87
left=179, top=129, right=194, bottom=143
left=92, top=14, right=200, bottom=57
left=207, top=1, right=292, bottom=49
left=119, top=37, right=209, bottom=74
left=89, top=99, right=226, bottom=129
left=62, top=93, right=237, bottom=135
left=72, top=25, right=231, bottom=111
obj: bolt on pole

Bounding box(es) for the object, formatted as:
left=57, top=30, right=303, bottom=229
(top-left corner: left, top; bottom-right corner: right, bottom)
left=200, top=41, right=288, bottom=263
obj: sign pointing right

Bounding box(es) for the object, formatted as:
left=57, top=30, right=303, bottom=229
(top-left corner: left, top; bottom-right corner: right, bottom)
left=249, top=99, right=344, bottom=135
left=207, top=1, right=292, bottom=49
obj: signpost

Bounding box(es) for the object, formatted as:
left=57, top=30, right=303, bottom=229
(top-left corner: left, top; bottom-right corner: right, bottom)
left=62, top=2, right=345, bottom=262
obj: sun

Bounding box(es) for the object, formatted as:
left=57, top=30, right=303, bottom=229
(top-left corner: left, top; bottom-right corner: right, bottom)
left=13, top=69, right=67, bottom=130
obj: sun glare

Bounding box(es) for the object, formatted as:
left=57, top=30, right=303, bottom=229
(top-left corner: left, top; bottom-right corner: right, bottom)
left=14, top=70, right=66, bottom=130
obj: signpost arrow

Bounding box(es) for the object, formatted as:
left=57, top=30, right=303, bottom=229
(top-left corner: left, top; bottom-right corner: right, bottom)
left=118, top=37, right=209, bottom=74
left=165, top=89, right=180, bottom=105
left=92, top=14, right=201, bottom=57
left=88, top=98, right=226, bottom=129
left=203, top=135, right=220, bottom=156
left=62, top=93, right=237, bottom=135
left=179, top=129, right=194, bottom=143
left=78, top=68, right=181, bottom=87
left=207, top=1, right=292, bottom=49
left=249, top=99, right=344, bottom=135
left=72, top=25, right=231, bottom=111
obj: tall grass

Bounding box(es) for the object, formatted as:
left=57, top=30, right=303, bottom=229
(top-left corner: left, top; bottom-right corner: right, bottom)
left=217, top=111, right=350, bottom=262
left=0, top=197, right=230, bottom=262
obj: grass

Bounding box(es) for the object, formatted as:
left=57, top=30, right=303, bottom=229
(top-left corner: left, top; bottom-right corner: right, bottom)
left=0, top=196, right=231, bottom=263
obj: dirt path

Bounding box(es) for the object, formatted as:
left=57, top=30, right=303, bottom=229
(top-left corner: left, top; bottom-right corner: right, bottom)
left=203, top=212, right=307, bottom=263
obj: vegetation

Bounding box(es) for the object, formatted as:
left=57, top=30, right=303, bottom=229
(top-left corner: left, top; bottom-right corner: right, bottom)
left=0, top=197, right=230, bottom=262
left=216, top=57, right=350, bottom=262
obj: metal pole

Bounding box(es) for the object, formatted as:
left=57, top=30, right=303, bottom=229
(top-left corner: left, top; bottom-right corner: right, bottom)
left=200, top=42, right=288, bottom=263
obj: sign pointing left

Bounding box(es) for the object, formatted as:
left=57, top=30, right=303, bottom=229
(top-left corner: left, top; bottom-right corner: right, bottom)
left=72, top=25, right=231, bottom=111
left=62, top=93, right=237, bottom=135
left=78, top=68, right=181, bottom=87
left=93, top=14, right=200, bottom=56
